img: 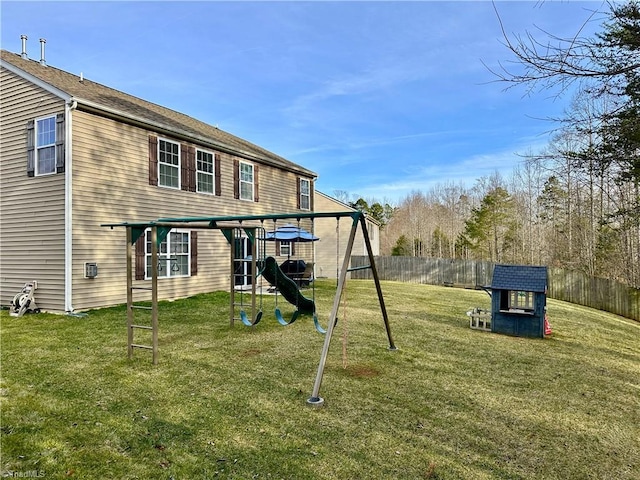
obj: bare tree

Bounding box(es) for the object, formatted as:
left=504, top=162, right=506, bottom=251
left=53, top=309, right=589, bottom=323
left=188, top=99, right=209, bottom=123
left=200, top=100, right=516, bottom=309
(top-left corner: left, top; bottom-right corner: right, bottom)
left=487, top=1, right=639, bottom=97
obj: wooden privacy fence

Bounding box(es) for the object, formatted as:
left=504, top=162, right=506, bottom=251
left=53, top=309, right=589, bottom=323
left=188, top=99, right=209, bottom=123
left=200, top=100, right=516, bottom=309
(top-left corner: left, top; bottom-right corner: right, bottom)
left=350, top=256, right=640, bottom=322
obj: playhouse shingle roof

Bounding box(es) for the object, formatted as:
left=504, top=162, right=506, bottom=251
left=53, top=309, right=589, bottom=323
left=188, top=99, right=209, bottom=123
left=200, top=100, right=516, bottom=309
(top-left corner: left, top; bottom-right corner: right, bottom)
left=0, top=49, right=316, bottom=177
left=490, top=264, right=548, bottom=292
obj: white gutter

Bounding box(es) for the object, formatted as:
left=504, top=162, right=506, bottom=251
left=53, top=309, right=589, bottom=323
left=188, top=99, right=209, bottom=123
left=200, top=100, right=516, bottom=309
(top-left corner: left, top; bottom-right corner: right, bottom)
left=64, top=100, right=77, bottom=312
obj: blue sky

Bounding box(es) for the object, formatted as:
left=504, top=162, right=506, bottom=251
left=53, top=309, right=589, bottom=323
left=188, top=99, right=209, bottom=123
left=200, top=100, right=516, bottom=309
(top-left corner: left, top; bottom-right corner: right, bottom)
left=1, top=1, right=605, bottom=204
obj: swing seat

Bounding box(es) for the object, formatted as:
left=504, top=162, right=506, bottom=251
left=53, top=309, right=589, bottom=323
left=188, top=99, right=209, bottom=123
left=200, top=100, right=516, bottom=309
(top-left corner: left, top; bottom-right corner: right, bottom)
left=240, top=309, right=263, bottom=327
left=313, top=313, right=337, bottom=335
left=275, top=307, right=299, bottom=326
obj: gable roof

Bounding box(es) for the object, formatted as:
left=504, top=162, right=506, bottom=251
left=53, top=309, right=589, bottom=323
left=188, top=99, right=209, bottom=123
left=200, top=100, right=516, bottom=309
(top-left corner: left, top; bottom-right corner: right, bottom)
left=315, top=191, right=381, bottom=226
left=0, top=49, right=316, bottom=177
left=491, top=264, right=548, bottom=293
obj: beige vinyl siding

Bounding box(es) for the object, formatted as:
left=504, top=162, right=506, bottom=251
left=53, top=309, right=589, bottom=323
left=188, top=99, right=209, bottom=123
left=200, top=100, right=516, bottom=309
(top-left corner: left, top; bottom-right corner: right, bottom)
left=70, top=111, right=314, bottom=309
left=0, top=67, right=66, bottom=311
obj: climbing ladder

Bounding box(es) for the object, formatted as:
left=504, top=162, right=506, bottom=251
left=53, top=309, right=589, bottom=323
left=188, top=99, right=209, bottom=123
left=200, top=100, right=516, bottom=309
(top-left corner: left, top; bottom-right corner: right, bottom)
left=126, top=225, right=159, bottom=364
left=224, top=225, right=264, bottom=327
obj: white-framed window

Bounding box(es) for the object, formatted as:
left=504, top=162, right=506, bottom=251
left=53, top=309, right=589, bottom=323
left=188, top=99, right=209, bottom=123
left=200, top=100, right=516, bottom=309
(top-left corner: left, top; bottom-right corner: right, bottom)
left=145, top=229, right=191, bottom=278
left=158, top=138, right=180, bottom=189
left=239, top=161, right=254, bottom=201
left=196, top=149, right=214, bottom=194
left=300, top=178, right=310, bottom=210
left=35, top=115, right=56, bottom=175
left=509, top=290, right=534, bottom=310
left=279, top=241, right=292, bottom=257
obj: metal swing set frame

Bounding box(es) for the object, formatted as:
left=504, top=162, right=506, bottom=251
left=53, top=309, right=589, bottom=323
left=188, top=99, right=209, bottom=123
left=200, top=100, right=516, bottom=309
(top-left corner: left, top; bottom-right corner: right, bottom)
left=103, top=210, right=396, bottom=406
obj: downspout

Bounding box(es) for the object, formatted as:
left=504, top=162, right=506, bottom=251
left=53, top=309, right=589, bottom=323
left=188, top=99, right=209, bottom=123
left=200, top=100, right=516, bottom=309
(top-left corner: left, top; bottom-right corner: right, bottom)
left=65, top=99, right=77, bottom=312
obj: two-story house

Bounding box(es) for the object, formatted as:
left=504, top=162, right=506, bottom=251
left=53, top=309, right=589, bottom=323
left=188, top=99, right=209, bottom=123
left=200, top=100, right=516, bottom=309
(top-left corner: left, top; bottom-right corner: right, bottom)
left=0, top=47, right=316, bottom=312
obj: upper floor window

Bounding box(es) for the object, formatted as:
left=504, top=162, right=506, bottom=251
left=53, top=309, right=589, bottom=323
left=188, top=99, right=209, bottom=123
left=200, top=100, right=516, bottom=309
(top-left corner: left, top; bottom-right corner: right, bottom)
left=145, top=229, right=191, bottom=278
left=239, top=161, right=254, bottom=201
left=158, top=139, right=180, bottom=189
left=196, top=149, right=214, bottom=194
left=299, top=178, right=311, bottom=210
left=27, top=114, right=65, bottom=177
left=36, top=116, right=56, bottom=175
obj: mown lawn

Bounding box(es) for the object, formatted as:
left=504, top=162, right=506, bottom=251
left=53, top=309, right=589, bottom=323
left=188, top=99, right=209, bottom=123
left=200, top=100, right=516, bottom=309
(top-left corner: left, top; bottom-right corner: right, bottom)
left=1, top=280, right=639, bottom=479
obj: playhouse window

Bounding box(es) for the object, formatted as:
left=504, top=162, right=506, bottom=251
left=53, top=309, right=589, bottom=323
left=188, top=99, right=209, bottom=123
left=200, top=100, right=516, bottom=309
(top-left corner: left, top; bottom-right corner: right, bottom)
left=145, top=229, right=190, bottom=278
left=500, top=290, right=534, bottom=312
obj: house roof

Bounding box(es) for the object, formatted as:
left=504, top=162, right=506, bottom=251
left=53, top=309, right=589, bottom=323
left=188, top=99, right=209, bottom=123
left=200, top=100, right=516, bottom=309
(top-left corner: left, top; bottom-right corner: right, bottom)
left=490, top=264, right=548, bottom=293
left=315, top=191, right=381, bottom=226
left=0, top=49, right=316, bottom=177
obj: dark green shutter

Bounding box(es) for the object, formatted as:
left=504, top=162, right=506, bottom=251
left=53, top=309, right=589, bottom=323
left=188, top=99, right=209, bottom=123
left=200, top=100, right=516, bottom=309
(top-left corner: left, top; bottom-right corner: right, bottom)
left=149, top=136, right=158, bottom=186
left=214, top=153, right=222, bottom=196
left=190, top=231, right=198, bottom=276
left=233, top=160, right=239, bottom=199
left=254, top=164, right=259, bottom=202
left=181, top=144, right=189, bottom=191
left=26, top=120, right=35, bottom=177
left=135, top=234, right=146, bottom=280
left=55, top=113, right=65, bottom=173
left=188, top=146, right=196, bottom=192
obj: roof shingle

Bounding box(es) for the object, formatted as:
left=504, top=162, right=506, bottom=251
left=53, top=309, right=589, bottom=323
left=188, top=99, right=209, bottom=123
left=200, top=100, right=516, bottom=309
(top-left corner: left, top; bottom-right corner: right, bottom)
left=1, top=49, right=315, bottom=177
left=491, top=264, right=548, bottom=292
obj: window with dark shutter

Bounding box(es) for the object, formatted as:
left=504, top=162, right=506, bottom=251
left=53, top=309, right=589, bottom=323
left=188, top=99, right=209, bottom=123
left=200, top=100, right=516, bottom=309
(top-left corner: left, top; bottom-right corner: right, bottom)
left=27, top=115, right=63, bottom=176
left=26, top=120, right=35, bottom=177
left=296, top=177, right=301, bottom=209
left=149, top=135, right=158, bottom=186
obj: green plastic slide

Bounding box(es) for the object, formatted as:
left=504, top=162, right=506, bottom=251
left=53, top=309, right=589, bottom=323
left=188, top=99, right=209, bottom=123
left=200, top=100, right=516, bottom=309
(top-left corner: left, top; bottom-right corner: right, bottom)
left=261, top=257, right=315, bottom=314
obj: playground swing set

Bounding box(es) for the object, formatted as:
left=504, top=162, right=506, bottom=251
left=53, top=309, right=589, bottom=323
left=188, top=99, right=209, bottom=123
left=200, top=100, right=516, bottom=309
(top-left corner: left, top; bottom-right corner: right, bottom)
left=103, top=211, right=396, bottom=406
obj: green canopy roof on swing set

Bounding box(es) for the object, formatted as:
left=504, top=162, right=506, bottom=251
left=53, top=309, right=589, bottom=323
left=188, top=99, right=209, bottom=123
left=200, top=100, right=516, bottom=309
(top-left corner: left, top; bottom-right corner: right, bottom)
left=102, top=210, right=397, bottom=406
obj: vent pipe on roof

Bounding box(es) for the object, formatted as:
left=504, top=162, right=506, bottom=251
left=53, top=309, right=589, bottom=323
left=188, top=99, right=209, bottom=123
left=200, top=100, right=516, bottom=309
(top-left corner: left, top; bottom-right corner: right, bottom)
left=20, top=35, right=28, bottom=59
left=39, top=38, right=47, bottom=66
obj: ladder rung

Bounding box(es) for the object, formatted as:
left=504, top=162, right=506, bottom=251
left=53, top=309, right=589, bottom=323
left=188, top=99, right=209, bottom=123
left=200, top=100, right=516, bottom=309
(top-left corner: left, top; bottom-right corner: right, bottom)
left=131, top=324, right=153, bottom=330
left=347, top=265, right=371, bottom=272
left=131, top=344, right=153, bottom=350
left=131, top=305, right=153, bottom=310
left=131, top=287, right=153, bottom=291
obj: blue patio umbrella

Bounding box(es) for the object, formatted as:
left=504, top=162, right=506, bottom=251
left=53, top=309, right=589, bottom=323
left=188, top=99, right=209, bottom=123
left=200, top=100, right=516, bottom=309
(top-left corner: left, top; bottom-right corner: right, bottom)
left=264, top=223, right=319, bottom=260
left=264, top=224, right=319, bottom=242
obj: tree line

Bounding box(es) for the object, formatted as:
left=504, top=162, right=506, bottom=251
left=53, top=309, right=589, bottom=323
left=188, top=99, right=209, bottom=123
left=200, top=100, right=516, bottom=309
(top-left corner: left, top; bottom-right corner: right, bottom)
left=342, top=2, right=640, bottom=289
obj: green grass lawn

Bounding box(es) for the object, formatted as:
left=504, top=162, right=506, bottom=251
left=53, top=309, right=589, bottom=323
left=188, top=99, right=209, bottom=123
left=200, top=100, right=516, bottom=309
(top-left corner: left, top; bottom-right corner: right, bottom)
left=1, top=280, right=639, bottom=479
